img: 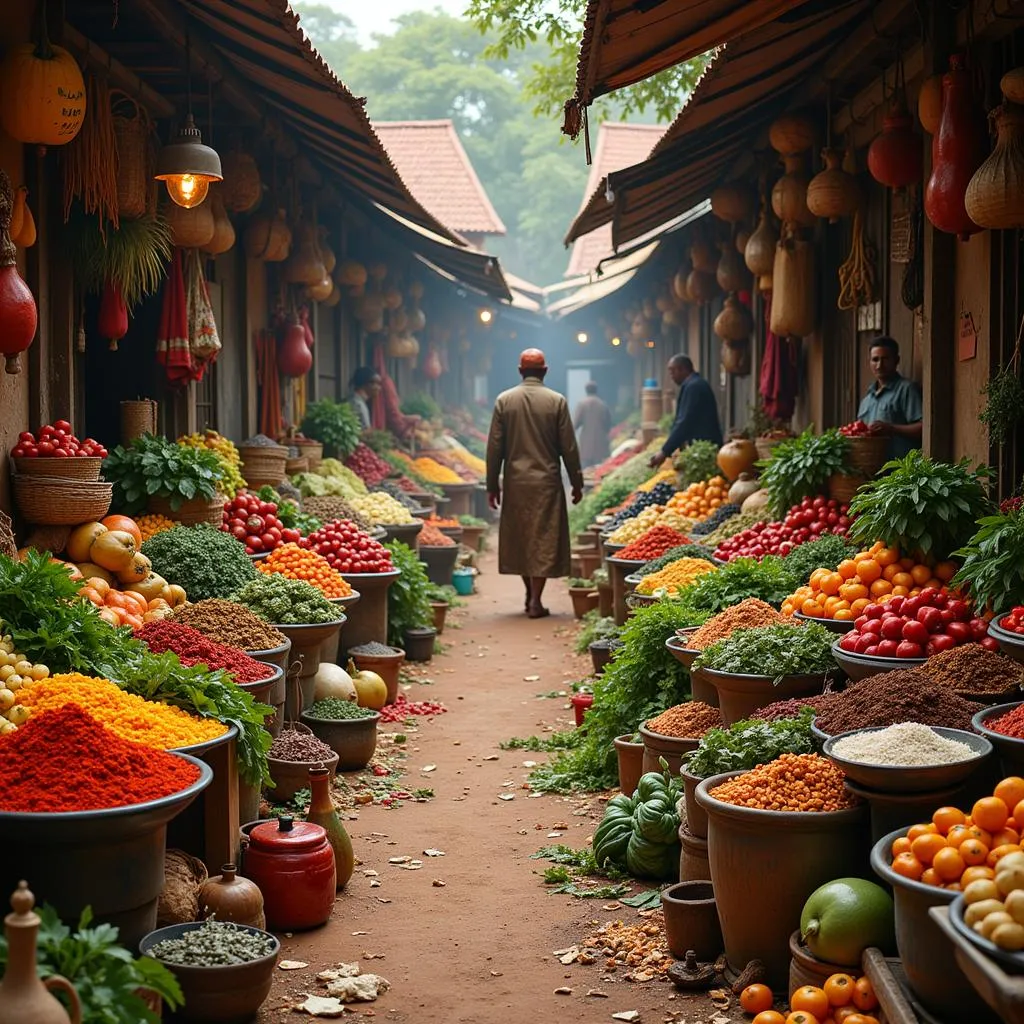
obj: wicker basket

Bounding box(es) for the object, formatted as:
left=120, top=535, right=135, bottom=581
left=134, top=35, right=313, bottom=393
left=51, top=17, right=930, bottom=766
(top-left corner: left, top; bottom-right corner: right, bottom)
left=111, top=91, right=151, bottom=220
left=12, top=456, right=102, bottom=481
left=755, top=436, right=789, bottom=461
left=13, top=476, right=112, bottom=525
left=239, top=446, right=288, bottom=487
left=828, top=473, right=866, bottom=505
left=292, top=439, right=323, bottom=472
left=846, top=435, right=890, bottom=478
left=148, top=495, right=225, bottom=527
left=285, top=456, right=309, bottom=476
left=120, top=399, right=158, bottom=444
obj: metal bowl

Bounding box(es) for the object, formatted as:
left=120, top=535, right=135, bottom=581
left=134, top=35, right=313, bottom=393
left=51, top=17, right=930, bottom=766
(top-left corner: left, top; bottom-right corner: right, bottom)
left=793, top=611, right=855, bottom=634
left=830, top=637, right=926, bottom=680
left=948, top=892, right=1024, bottom=974
left=988, top=617, right=1024, bottom=667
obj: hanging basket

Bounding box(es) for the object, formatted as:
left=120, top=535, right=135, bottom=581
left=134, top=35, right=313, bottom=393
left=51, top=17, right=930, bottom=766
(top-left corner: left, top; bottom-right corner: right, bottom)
left=13, top=476, right=113, bottom=526
left=111, top=92, right=152, bottom=220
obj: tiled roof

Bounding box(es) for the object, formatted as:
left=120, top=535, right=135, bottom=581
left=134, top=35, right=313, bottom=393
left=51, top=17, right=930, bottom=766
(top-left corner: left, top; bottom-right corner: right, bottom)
left=373, top=120, right=507, bottom=237
left=565, top=122, right=665, bottom=278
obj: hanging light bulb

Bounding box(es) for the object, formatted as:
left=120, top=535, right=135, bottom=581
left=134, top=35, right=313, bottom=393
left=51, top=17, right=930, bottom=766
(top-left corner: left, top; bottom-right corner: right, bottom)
left=155, top=112, right=222, bottom=208
left=576, top=331, right=588, bottom=344
left=478, top=308, right=493, bottom=324
left=610, top=336, right=621, bottom=347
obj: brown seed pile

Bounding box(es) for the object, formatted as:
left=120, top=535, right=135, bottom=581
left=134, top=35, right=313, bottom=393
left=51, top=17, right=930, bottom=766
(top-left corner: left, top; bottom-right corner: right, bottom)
left=709, top=753, right=858, bottom=812
left=750, top=692, right=840, bottom=722
left=301, top=496, right=374, bottom=532
left=917, top=643, right=1024, bottom=696
left=268, top=729, right=334, bottom=762
left=813, top=671, right=982, bottom=736
left=687, top=598, right=789, bottom=650
left=646, top=701, right=722, bottom=738
left=173, top=599, right=286, bottom=651
left=580, top=917, right=674, bottom=980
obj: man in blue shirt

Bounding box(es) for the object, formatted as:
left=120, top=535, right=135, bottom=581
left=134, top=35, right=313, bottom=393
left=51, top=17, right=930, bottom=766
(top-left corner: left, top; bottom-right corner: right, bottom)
left=648, top=355, right=723, bottom=468
left=856, top=337, right=923, bottom=459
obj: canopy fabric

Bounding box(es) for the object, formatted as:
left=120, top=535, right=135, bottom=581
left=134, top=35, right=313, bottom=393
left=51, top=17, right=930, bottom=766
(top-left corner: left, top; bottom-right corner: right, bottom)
left=563, top=0, right=813, bottom=136
left=564, top=0, right=869, bottom=251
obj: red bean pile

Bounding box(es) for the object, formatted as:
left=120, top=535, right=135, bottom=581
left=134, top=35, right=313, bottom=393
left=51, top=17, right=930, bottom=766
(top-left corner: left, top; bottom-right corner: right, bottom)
left=378, top=694, right=448, bottom=723
left=138, top=621, right=275, bottom=683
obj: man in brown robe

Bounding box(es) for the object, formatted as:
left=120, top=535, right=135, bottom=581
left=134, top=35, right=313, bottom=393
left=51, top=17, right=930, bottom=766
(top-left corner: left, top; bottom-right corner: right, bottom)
left=486, top=348, right=584, bottom=618
left=574, top=380, right=612, bottom=468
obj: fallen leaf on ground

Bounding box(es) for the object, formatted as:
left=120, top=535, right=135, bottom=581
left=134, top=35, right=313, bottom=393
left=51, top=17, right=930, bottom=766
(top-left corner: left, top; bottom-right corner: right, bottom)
left=297, top=995, right=346, bottom=1017
left=375, top=897, right=391, bottom=904
left=279, top=960, right=309, bottom=970
left=483, top=755, right=499, bottom=761
left=499, top=793, right=515, bottom=801
left=387, top=857, right=409, bottom=865
left=421, top=765, right=436, bottom=773
left=363, top=870, right=379, bottom=877
left=523, top=675, right=540, bottom=682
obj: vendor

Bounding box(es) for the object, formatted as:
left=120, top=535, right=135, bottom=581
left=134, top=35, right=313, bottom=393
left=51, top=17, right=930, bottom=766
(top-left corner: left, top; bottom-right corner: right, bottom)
left=348, top=367, right=382, bottom=431
left=857, top=337, right=923, bottom=459
left=648, top=355, right=723, bottom=468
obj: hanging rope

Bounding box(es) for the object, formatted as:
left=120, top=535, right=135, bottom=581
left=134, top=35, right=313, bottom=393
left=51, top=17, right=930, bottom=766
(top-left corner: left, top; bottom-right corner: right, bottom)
left=837, top=211, right=877, bottom=310
left=901, top=188, right=924, bottom=310
left=62, top=70, right=119, bottom=230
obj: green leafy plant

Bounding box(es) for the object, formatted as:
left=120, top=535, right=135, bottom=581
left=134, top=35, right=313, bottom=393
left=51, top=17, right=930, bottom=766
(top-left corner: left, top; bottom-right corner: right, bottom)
left=0, top=903, right=182, bottom=1024
left=574, top=612, right=619, bottom=654
left=385, top=541, right=434, bottom=644
left=400, top=392, right=442, bottom=420
left=674, top=440, right=720, bottom=486
left=567, top=577, right=594, bottom=589
left=847, top=451, right=994, bottom=558
left=361, top=428, right=397, bottom=454
left=687, top=707, right=816, bottom=778
left=677, top=556, right=796, bottom=614
left=230, top=574, right=342, bottom=626
left=103, top=434, right=223, bottom=514
left=692, top=622, right=837, bottom=685
left=980, top=328, right=1024, bottom=445
left=782, top=535, right=858, bottom=587
left=569, top=453, right=651, bottom=534
left=952, top=507, right=1024, bottom=612
left=756, top=427, right=850, bottom=519
left=300, top=400, right=362, bottom=458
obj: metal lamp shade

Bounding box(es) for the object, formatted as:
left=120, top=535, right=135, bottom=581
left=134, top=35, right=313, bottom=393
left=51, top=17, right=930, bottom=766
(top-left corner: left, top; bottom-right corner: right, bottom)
left=155, top=113, right=223, bottom=208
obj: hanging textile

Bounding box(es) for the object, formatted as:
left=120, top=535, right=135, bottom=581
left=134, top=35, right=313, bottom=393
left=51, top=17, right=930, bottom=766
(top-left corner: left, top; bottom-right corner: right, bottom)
left=185, top=249, right=221, bottom=381
left=156, top=249, right=193, bottom=386
left=372, top=343, right=417, bottom=439
left=256, top=329, right=282, bottom=439
left=758, top=295, right=799, bottom=422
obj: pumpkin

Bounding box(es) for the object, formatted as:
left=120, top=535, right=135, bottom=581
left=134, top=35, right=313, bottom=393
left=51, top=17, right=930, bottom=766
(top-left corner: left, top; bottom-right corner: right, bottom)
left=0, top=32, right=86, bottom=148
left=717, top=439, right=758, bottom=481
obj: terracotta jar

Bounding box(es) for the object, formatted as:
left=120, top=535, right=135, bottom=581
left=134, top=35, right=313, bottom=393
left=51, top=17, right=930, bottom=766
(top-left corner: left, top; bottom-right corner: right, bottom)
left=306, top=766, right=355, bottom=890
left=242, top=816, right=336, bottom=931
left=198, top=863, right=266, bottom=929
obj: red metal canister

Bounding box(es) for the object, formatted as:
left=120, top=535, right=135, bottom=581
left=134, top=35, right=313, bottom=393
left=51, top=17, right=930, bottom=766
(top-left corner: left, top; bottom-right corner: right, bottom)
left=242, top=815, right=336, bottom=930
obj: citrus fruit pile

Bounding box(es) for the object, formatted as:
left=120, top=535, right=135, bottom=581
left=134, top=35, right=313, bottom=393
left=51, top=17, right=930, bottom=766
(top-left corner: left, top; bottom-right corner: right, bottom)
left=740, top=972, right=879, bottom=1024
left=665, top=476, right=729, bottom=519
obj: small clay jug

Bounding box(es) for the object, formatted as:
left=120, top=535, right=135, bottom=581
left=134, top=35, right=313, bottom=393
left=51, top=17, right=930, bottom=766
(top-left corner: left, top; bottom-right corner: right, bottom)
left=198, top=864, right=266, bottom=929
left=0, top=882, right=81, bottom=1024
left=307, top=766, right=355, bottom=889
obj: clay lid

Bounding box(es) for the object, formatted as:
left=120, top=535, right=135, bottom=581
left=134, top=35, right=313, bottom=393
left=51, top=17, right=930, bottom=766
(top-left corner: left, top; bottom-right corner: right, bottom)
left=250, top=815, right=326, bottom=852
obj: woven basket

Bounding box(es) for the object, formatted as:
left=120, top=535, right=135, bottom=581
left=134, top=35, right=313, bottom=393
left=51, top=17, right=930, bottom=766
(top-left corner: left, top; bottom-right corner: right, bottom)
left=846, top=435, right=890, bottom=478
left=13, top=476, right=112, bottom=525
left=240, top=446, right=288, bottom=487
left=292, top=439, right=323, bottom=472
left=111, top=91, right=151, bottom=220
left=148, top=495, right=225, bottom=527
left=828, top=473, right=867, bottom=505
left=755, top=437, right=789, bottom=461
left=285, top=456, right=309, bottom=476
left=121, top=399, right=158, bottom=444
left=12, top=456, right=102, bottom=481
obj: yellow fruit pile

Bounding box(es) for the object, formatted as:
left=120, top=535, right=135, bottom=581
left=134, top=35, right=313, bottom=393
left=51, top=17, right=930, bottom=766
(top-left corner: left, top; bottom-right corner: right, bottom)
left=348, top=492, right=418, bottom=525
left=135, top=513, right=177, bottom=542
left=411, top=457, right=465, bottom=485
left=608, top=507, right=664, bottom=544
left=666, top=477, right=729, bottom=519
left=179, top=430, right=246, bottom=498
left=635, top=558, right=717, bottom=595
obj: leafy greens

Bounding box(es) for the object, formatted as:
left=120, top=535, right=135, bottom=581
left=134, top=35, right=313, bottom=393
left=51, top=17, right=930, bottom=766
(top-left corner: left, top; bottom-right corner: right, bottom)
left=691, top=622, right=837, bottom=685
left=952, top=507, right=1024, bottom=612
left=757, top=428, right=850, bottom=519
left=687, top=707, right=817, bottom=777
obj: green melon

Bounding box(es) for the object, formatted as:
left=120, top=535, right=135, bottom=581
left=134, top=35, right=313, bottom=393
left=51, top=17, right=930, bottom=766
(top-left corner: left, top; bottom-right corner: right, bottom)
left=800, top=877, right=896, bottom=965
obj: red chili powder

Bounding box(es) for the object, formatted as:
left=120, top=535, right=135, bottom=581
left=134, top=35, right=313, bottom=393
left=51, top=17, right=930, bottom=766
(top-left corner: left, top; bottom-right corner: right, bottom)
left=988, top=704, right=1024, bottom=739
left=0, top=705, right=201, bottom=812
left=137, top=621, right=274, bottom=683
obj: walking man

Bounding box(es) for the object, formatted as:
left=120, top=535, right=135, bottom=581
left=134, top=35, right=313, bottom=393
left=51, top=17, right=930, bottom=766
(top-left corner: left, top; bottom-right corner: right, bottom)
left=574, top=381, right=612, bottom=468
left=649, top=355, right=723, bottom=468
left=486, top=348, right=584, bottom=619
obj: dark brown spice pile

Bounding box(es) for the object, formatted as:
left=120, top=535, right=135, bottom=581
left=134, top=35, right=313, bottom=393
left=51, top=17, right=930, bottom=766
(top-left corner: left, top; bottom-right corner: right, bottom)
left=646, top=702, right=722, bottom=738
left=751, top=693, right=840, bottom=722
left=814, top=671, right=982, bottom=736
left=269, top=729, right=335, bottom=762
left=917, top=643, right=1024, bottom=696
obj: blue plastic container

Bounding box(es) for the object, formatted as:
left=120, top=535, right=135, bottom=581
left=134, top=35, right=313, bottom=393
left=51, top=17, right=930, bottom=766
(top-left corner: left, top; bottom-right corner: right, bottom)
left=452, top=569, right=475, bottom=596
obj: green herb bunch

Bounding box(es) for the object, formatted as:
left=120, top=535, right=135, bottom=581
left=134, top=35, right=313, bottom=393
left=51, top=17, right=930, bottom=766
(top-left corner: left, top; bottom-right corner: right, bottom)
left=687, top=707, right=816, bottom=777
left=361, top=428, right=397, bottom=454
left=575, top=612, right=619, bottom=654
left=385, top=541, right=434, bottom=645
left=757, top=427, right=850, bottom=519
left=103, top=433, right=224, bottom=514
left=952, top=506, right=1024, bottom=612
left=678, top=555, right=796, bottom=613
left=674, top=440, right=720, bottom=486
left=230, top=574, right=343, bottom=625
left=300, top=399, right=362, bottom=458
left=401, top=392, right=442, bottom=420
left=0, top=904, right=182, bottom=1024
left=979, top=363, right=1024, bottom=446
left=142, top=525, right=258, bottom=602
left=847, top=451, right=994, bottom=558
left=782, top=535, right=858, bottom=587
left=692, top=622, right=837, bottom=685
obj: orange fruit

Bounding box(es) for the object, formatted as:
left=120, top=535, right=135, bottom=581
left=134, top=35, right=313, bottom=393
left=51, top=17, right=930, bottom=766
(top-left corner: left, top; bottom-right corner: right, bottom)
left=892, top=852, right=924, bottom=880
left=995, top=778, right=1024, bottom=811
left=852, top=978, right=878, bottom=1012
left=740, top=985, right=774, bottom=1014
left=753, top=1013, right=786, bottom=1024
left=791, top=987, right=830, bottom=1020
left=837, top=560, right=858, bottom=580
left=959, top=838, right=989, bottom=866
left=907, top=822, right=938, bottom=842
left=910, top=564, right=932, bottom=585
left=1013, top=798, right=1024, bottom=831
left=910, top=832, right=947, bottom=865
left=844, top=1017, right=880, bottom=1024
left=920, top=867, right=943, bottom=887
left=839, top=583, right=868, bottom=602
left=855, top=559, right=882, bottom=583
left=823, top=974, right=855, bottom=1007
left=973, top=796, right=1010, bottom=834
left=988, top=843, right=1022, bottom=867
left=891, top=571, right=914, bottom=589
left=992, top=826, right=1021, bottom=847
left=833, top=1007, right=862, bottom=1024
left=882, top=563, right=901, bottom=582
left=933, top=806, right=967, bottom=835
left=934, top=560, right=957, bottom=582
left=891, top=836, right=913, bottom=857
left=961, top=865, right=996, bottom=886
left=931, top=846, right=966, bottom=881
left=868, top=579, right=892, bottom=597
left=786, top=1015, right=820, bottom=1024
left=876, top=547, right=900, bottom=566
left=819, top=573, right=842, bottom=596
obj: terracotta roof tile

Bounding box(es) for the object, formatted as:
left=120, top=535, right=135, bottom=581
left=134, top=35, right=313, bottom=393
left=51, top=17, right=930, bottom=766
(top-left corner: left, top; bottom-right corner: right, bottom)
left=565, top=122, right=665, bottom=277
left=373, top=120, right=507, bottom=237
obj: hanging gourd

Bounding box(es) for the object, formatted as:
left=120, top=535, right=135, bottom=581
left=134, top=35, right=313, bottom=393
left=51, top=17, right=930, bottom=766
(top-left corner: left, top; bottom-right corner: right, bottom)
left=306, top=274, right=333, bottom=302
left=278, top=314, right=312, bottom=377
left=201, top=187, right=235, bottom=256
left=317, top=228, right=336, bottom=275
left=806, top=148, right=860, bottom=223
left=925, top=54, right=988, bottom=240
left=721, top=339, right=751, bottom=375
left=768, top=114, right=815, bottom=156
left=390, top=307, right=409, bottom=333
left=165, top=199, right=215, bottom=249
left=772, top=154, right=816, bottom=227
left=710, top=184, right=755, bottom=224
left=243, top=207, right=291, bottom=261
left=868, top=103, right=923, bottom=189
left=770, top=231, right=815, bottom=337
left=322, top=284, right=342, bottom=308
left=744, top=210, right=777, bottom=276
left=284, top=221, right=326, bottom=286
left=382, top=286, right=402, bottom=312
left=1001, top=68, right=1024, bottom=106
left=690, top=237, right=717, bottom=274
left=335, top=259, right=367, bottom=290
left=407, top=305, right=426, bottom=333
left=422, top=346, right=443, bottom=380
left=98, top=281, right=128, bottom=351
left=672, top=266, right=691, bottom=302
left=686, top=269, right=719, bottom=305
left=0, top=172, right=38, bottom=374
left=716, top=242, right=750, bottom=293
left=713, top=295, right=753, bottom=342
left=965, top=103, right=1024, bottom=230
left=0, top=12, right=86, bottom=149
left=918, top=75, right=943, bottom=135
left=220, top=150, right=262, bottom=213
left=734, top=227, right=751, bottom=255
left=11, top=188, right=36, bottom=248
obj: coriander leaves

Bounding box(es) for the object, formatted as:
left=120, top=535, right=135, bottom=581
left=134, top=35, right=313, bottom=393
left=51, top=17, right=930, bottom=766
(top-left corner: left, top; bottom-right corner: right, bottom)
left=691, top=622, right=837, bottom=685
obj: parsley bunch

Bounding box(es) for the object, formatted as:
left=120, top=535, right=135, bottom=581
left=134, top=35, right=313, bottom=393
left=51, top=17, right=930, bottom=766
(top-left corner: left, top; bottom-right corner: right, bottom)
left=143, top=524, right=258, bottom=601
left=677, top=555, right=796, bottom=613
left=687, top=707, right=817, bottom=777
left=692, top=622, right=837, bottom=685
left=757, top=428, right=851, bottom=519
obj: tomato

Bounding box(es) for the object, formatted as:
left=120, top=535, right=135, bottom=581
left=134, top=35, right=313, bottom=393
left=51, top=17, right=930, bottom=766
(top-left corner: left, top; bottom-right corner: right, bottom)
left=897, top=640, right=924, bottom=658
left=916, top=607, right=943, bottom=633
left=945, top=621, right=972, bottom=644
left=970, top=618, right=990, bottom=639
left=927, top=634, right=956, bottom=654
left=980, top=637, right=1001, bottom=653
left=947, top=599, right=971, bottom=621
left=839, top=633, right=859, bottom=652
left=864, top=603, right=884, bottom=619
left=876, top=639, right=900, bottom=657
left=901, top=619, right=928, bottom=645
left=247, top=536, right=264, bottom=552
left=880, top=617, right=905, bottom=641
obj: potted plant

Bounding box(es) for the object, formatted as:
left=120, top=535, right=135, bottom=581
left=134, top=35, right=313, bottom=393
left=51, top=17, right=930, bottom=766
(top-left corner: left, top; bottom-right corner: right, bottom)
left=425, top=582, right=451, bottom=634
left=386, top=540, right=436, bottom=660
left=568, top=577, right=599, bottom=619
left=103, top=433, right=225, bottom=524
left=593, top=566, right=613, bottom=617
left=299, top=398, right=361, bottom=459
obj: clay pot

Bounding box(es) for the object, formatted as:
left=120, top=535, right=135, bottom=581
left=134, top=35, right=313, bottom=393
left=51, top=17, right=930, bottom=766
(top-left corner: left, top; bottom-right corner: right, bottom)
left=698, top=669, right=830, bottom=726
left=661, top=881, right=722, bottom=961
left=198, top=864, right=266, bottom=929
left=430, top=600, right=449, bottom=634
left=614, top=734, right=644, bottom=797
left=266, top=748, right=339, bottom=803
left=590, top=640, right=616, bottom=676
left=639, top=722, right=700, bottom=777
left=788, top=931, right=858, bottom=999
left=403, top=627, right=437, bottom=663
left=680, top=756, right=708, bottom=839
left=569, top=586, right=600, bottom=619
left=300, top=710, right=380, bottom=772
left=678, top=822, right=710, bottom=882
left=348, top=647, right=405, bottom=706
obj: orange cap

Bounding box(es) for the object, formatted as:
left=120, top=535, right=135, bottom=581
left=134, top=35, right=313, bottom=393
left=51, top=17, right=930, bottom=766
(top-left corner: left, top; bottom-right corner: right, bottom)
left=518, top=348, right=547, bottom=370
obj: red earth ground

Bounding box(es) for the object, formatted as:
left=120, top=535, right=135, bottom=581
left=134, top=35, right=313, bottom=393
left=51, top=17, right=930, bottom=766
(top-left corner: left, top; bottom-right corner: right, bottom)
left=258, top=541, right=739, bottom=1023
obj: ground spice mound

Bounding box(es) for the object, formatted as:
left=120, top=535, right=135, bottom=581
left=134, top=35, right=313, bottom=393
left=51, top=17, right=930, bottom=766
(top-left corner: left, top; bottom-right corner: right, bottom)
left=751, top=692, right=839, bottom=722
left=646, top=702, right=722, bottom=738
left=986, top=704, right=1024, bottom=739
left=138, top=621, right=275, bottom=683
left=709, top=753, right=857, bottom=812
left=917, top=643, right=1024, bottom=696
left=173, top=599, right=286, bottom=651
left=814, top=671, right=981, bottom=736
left=0, top=705, right=201, bottom=812
left=688, top=598, right=790, bottom=650
left=269, top=729, right=334, bottom=762
left=580, top=916, right=673, bottom=979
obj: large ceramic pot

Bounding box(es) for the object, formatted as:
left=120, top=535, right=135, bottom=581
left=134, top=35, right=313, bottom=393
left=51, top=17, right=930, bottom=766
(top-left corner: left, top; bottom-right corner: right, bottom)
left=613, top=735, right=644, bottom=797
left=419, top=545, right=460, bottom=587
left=638, top=722, right=700, bottom=777
left=404, top=627, right=437, bottom=662
left=988, top=617, right=1024, bottom=666
left=606, top=555, right=645, bottom=626
left=698, top=667, right=831, bottom=726
left=272, top=620, right=345, bottom=720
left=696, top=770, right=870, bottom=987
left=348, top=646, right=405, bottom=705
left=338, top=569, right=400, bottom=649
left=680, top=756, right=708, bottom=839
left=300, top=710, right=380, bottom=772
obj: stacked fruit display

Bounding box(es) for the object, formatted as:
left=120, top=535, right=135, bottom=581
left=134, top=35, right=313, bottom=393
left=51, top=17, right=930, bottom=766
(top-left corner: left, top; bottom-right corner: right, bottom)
left=839, top=420, right=873, bottom=437
left=740, top=974, right=880, bottom=1024
left=301, top=520, right=394, bottom=573
left=715, top=497, right=850, bottom=561
left=11, top=420, right=108, bottom=459
left=344, top=443, right=392, bottom=486
left=665, top=477, right=729, bottom=519
left=220, top=491, right=302, bottom=554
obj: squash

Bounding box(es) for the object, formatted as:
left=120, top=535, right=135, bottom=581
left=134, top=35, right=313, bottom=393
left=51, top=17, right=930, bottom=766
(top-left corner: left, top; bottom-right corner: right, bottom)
left=592, top=793, right=636, bottom=869
left=729, top=473, right=761, bottom=506
left=347, top=658, right=387, bottom=710
left=741, top=488, right=771, bottom=514
left=313, top=662, right=357, bottom=704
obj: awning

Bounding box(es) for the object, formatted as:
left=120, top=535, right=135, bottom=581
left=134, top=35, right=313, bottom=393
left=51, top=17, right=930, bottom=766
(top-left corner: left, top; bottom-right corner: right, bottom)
left=565, top=0, right=869, bottom=251
left=563, top=0, right=814, bottom=136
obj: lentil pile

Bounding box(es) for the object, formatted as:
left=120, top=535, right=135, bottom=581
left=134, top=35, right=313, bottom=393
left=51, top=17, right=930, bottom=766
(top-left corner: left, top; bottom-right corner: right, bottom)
left=269, top=729, right=334, bottom=762
left=687, top=599, right=790, bottom=650
left=709, top=752, right=858, bottom=812
left=18, top=673, right=229, bottom=748
left=985, top=704, right=1024, bottom=739
left=137, top=622, right=274, bottom=683
left=149, top=918, right=275, bottom=966
left=813, top=672, right=982, bottom=736
left=305, top=698, right=377, bottom=721
left=173, top=599, right=286, bottom=651
left=419, top=524, right=455, bottom=547
left=917, top=643, right=1024, bottom=696
left=0, top=705, right=201, bottom=812
left=301, top=496, right=374, bottom=532
left=830, top=722, right=979, bottom=766
left=646, top=702, right=722, bottom=738
left=634, top=557, right=717, bottom=595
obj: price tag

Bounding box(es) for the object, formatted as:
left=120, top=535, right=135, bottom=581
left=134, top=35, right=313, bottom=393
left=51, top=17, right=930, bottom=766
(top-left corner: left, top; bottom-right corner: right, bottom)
left=959, top=310, right=978, bottom=361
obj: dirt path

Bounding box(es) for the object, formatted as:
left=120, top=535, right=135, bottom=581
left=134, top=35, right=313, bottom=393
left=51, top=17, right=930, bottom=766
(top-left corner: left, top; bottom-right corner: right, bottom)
left=261, top=539, right=729, bottom=1024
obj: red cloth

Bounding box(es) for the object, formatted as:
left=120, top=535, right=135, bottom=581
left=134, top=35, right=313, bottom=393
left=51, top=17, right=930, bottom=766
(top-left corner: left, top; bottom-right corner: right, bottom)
left=371, top=344, right=388, bottom=431
left=156, top=250, right=193, bottom=386
left=759, top=294, right=799, bottom=422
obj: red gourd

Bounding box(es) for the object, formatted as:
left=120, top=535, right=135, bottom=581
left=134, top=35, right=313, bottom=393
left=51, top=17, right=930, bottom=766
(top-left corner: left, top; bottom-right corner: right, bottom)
left=277, top=315, right=312, bottom=377
left=868, top=102, right=922, bottom=189
left=98, top=280, right=128, bottom=351
left=0, top=170, right=37, bottom=374
left=422, top=346, right=442, bottom=381
left=925, top=54, right=988, bottom=240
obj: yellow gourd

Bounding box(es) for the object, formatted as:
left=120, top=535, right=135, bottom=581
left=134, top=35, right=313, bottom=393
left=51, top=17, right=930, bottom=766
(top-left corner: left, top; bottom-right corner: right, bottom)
left=12, top=190, right=35, bottom=248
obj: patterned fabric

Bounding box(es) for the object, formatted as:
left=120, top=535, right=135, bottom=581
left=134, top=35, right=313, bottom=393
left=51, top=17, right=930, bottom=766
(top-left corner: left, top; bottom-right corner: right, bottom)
left=185, top=249, right=221, bottom=380
left=156, top=249, right=193, bottom=386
